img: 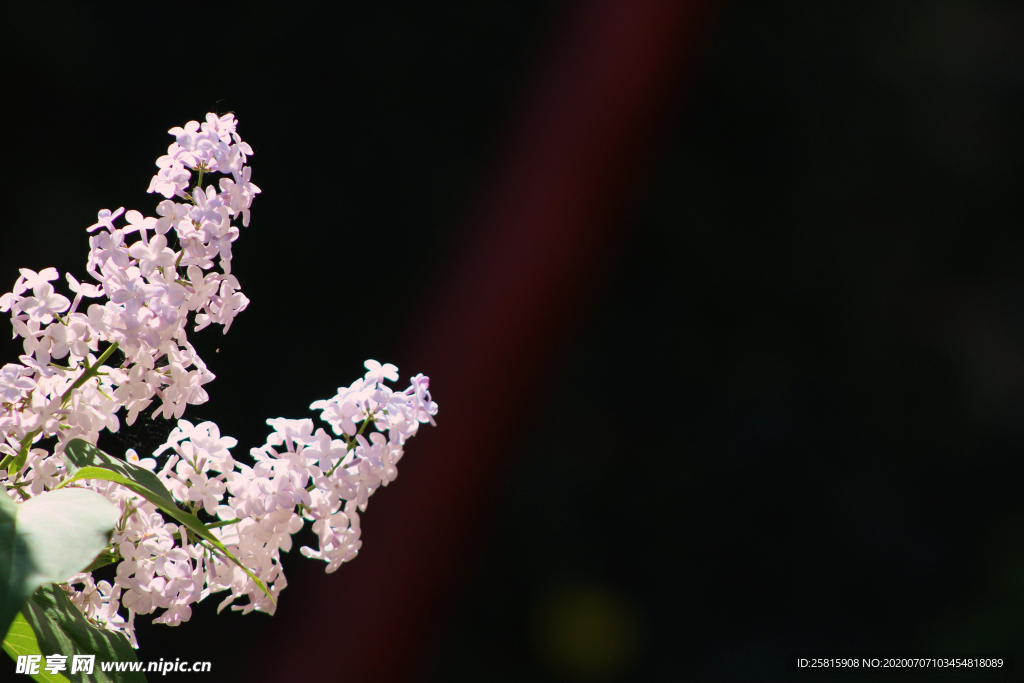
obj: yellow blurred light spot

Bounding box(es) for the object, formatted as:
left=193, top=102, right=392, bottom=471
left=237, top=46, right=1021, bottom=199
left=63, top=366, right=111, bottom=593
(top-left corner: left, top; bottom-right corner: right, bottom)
left=535, top=582, right=643, bottom=681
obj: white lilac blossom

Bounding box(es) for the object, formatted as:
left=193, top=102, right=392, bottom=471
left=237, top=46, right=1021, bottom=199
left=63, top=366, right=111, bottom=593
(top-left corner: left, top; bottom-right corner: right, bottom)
left=0, top=114, right=438, bottom=648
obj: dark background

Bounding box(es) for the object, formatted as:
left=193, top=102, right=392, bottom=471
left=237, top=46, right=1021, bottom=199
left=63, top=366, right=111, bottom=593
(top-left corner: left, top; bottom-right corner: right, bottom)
left=2, top=1, right=1024, bottom=681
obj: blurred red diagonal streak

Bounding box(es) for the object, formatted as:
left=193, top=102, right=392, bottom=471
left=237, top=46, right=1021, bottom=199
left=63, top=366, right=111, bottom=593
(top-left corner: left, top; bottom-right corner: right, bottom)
left=256, top=1, right=715, bottom=681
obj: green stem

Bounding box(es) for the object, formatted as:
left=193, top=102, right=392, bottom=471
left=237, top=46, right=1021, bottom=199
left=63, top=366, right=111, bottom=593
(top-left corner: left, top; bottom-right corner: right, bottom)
left=61, top=342, right=120, bottom=408
left=0, top=342, right=120, bottom=479
left=206, top=518, right=241, bottom=530
left=170, top=517, right=241, bottom=543
left=5, top=481, right=30, bottom=499
left=306, top=415, right=375, bottom=491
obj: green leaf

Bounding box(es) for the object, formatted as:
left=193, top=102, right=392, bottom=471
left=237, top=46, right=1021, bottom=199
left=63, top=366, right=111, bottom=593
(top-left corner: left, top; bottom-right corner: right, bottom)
left=81, top=550, right=119, bottom=575
left=58, top=441, right=273, bottom=603
left=21, top=584, right=145, bottom=683
left=1, top=611, right=71, bottom=682
left=0, top=489, right=118, bottom=642
left=63, top=441, right=174, bottom=505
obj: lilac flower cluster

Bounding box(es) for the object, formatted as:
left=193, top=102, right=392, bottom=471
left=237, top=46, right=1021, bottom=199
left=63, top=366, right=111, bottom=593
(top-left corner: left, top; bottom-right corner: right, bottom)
left=0, top=115, right=437, bottom=646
